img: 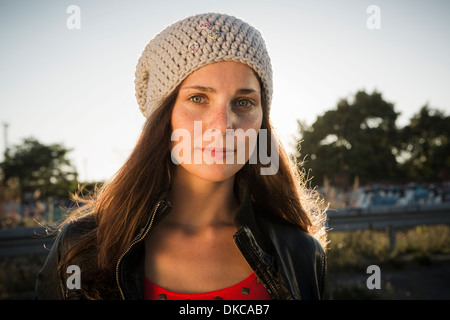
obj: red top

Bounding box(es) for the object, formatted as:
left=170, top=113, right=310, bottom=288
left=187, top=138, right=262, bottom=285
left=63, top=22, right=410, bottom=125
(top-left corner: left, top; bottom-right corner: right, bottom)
left=144, top=272, right=272, bottom=300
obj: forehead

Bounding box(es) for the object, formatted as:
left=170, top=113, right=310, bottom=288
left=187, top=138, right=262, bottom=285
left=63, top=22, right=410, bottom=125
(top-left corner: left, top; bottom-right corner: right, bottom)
left=180, top=61, right=261, bottom=91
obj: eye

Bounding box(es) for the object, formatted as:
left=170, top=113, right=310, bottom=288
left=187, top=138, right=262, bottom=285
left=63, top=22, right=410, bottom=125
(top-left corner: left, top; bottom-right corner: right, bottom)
left=234, top=99, right=255, bottom=108
left=189, top=95, right=205, bottom=104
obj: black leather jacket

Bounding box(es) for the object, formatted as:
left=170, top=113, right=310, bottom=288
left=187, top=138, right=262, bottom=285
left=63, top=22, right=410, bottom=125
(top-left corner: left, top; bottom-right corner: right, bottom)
left=35, top=190, right=328, bottom=300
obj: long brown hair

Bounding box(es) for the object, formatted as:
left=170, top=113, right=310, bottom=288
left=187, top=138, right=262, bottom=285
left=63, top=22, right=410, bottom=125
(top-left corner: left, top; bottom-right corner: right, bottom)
left=57, top=81, right=327, bottom=299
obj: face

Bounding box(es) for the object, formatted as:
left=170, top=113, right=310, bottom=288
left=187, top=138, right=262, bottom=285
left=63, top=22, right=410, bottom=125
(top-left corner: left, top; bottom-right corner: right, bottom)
left=170, top=61, right=263, bottom=182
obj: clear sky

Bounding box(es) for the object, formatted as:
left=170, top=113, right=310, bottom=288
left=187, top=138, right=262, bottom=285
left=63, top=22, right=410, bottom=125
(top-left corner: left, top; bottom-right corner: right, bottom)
left=1, top=0, right=449, bottom=182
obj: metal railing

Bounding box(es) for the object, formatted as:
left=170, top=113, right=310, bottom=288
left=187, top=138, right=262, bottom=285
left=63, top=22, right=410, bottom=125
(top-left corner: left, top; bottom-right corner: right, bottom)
left=0, top=226, right=55, bottom=257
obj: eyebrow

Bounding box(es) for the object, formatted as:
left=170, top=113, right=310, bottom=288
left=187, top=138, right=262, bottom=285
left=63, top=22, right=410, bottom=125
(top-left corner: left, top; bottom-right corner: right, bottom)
left=181, top=85, right=260, bottom=95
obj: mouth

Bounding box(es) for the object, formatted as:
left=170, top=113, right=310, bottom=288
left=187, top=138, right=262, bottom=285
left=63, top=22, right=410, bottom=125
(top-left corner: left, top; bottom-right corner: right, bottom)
left=201, top=147, right=235, bottom=158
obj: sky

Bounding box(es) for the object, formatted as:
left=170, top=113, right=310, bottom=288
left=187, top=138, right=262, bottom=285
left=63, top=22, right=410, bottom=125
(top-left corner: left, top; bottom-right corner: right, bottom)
left=1, top=0, right=449, bottom=182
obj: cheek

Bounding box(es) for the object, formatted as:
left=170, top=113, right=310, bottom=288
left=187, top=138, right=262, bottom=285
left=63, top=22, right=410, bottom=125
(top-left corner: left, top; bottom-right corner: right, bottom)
left=171, top=106, right=191, bottom=156
left=170, top=104, right=184, bottom=131
left=241, top=109, right=263, bottom=132
left=171, top=106, right=196, bottom=140
left=233, top=110, right=263, bottom=157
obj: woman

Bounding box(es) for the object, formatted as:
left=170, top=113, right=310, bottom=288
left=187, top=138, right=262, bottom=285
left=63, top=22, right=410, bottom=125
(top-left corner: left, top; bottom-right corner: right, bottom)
left=35, top=12, right=328, bottom=300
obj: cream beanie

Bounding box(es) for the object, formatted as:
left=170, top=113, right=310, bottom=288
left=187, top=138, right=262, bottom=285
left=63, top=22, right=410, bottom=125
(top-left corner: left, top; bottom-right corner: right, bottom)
left=135, top=12, right=273, bottom=119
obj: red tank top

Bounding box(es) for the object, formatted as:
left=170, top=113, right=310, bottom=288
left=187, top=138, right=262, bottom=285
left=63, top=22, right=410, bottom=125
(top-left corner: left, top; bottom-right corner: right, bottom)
left=144, top=272, right=272, bottom=300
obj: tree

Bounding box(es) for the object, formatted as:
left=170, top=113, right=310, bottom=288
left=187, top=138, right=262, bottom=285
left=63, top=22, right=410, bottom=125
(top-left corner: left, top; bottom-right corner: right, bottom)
left=399, top=105, right=450, bottom=181
left=296, top=90, right=400, bottom=187
left=0, top=138, right=78, bottom=201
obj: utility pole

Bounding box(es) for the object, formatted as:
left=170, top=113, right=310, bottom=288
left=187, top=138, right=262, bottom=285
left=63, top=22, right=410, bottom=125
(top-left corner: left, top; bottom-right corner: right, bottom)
left=2, top=122, right=8, bottom=157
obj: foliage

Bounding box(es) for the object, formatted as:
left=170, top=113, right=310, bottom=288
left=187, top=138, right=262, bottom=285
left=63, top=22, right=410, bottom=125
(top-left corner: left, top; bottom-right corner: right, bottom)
left=296, top=90, right=450, bottom=186
left=327, top=225, right=450, bottom=299
left=0, top=138, right=78, bottom=200
left=327, top=224, right=450, bottom=271
left=399, top=105, right=450, bottom=181
left=0, top=254, right=47, bottom=299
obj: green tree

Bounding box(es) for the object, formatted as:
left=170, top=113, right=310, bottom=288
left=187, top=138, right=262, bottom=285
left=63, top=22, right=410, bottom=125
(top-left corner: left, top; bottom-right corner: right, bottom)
left=296, top=90, right=400, bottom=187
left=0, top=138, right=78, bottom=200
left=399, top=105, right=450, bottom=181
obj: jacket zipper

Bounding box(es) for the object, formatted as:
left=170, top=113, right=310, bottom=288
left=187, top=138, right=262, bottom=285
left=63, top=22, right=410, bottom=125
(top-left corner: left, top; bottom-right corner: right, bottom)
left=233, top=227, right=280, bottom=299
left=115, top=202, right=287, bottom=300
left=115, top=201, right=164, bottom=300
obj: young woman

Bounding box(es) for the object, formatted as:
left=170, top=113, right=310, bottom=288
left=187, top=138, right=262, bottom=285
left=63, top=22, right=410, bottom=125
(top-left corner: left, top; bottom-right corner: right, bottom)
left=35, top=12, right=328, bottom=300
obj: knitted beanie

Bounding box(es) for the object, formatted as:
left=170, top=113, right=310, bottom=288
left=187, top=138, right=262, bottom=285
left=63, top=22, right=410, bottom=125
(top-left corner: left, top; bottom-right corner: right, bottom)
left=135, top=12, right=273, bottom=119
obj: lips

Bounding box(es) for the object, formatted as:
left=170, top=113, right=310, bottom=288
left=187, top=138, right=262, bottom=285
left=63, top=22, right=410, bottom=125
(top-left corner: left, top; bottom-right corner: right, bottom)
left=201, top=147, right=235, bottom=158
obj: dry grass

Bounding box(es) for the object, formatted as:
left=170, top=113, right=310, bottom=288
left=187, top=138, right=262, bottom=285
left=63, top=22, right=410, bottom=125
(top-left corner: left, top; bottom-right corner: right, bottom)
left=327, top=224, right=450, bottom=299
left=327, top=224, right=450, bottom=271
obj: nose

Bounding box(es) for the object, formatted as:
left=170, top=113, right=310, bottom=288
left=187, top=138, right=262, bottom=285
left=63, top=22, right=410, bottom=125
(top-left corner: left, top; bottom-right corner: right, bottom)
left=209, top=103, right=232, bottom=135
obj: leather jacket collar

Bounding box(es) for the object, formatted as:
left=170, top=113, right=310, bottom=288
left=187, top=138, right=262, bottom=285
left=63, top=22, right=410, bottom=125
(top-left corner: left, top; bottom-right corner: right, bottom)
left=36, top=186, right=327, bottom=300
left=115, top=187, right=327, bottom=300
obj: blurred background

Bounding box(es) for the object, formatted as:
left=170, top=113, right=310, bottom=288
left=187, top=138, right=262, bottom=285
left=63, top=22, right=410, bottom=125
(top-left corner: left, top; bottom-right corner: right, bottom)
left=1, top=0, right=449, bottom=299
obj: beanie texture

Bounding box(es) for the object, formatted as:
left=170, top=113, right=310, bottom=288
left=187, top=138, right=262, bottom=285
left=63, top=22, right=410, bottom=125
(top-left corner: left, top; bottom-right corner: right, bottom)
left=135, top=13, right=273, bottom=119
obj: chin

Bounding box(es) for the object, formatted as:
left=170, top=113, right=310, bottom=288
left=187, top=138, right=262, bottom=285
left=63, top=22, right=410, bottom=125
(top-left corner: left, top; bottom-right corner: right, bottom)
left=179, top=163, right=244, bottom=183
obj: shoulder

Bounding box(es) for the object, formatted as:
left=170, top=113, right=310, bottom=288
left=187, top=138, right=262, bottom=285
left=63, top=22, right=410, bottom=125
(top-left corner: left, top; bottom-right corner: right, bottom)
left=35, top=214, right=97, bottom=300
left=53, top=214, right=97, bottom=253
left=266, top=218, right=325, bottom=258
left=264, top=218, right=328, bottom=299
left=251, top=202, right=325, bottom=257
left=49, top=213, right=98, bottom=271
left=59, top=214, right=97, bottom=241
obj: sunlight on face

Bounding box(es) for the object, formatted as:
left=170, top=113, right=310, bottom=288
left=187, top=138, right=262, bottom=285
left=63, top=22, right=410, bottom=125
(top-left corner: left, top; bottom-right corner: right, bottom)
left=171, top=61, right=263, bottom=182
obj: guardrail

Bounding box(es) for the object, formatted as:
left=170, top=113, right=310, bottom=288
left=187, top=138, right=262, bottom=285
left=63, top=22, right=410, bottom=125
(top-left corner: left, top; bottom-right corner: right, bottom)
left=0, top=226, right=55, bottom=257
left=326, top=203, right=450, bottom=252
left=326, top=203, right=450, bottom=232
left=327, top=203, right=450, bottom=217
left=1, top=204, right=450, bottom=257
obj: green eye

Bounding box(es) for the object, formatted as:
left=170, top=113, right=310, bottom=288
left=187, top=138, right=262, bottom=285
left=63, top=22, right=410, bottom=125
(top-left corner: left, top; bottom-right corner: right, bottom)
left=189, top=95, right=204, bottom=103
left=235, top=99, right=254, bottom=108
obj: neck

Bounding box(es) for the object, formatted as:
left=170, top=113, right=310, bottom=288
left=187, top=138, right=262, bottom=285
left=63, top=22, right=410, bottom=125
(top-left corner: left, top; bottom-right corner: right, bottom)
left=167, top=167, right=239, bottom=229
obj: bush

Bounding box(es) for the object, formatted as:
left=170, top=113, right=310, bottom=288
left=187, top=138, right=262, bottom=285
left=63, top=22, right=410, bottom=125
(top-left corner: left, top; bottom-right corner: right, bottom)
left=327, top=224, right=450, bottom=271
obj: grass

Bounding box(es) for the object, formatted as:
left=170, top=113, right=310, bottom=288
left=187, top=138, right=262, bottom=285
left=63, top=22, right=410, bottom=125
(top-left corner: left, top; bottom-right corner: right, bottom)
left=327, top=224, right=450, bottom=271
left=326, top=224, right=450, bottom=299
left=0, top=254, right=47, bottom=299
